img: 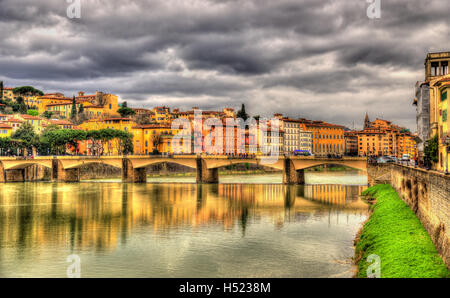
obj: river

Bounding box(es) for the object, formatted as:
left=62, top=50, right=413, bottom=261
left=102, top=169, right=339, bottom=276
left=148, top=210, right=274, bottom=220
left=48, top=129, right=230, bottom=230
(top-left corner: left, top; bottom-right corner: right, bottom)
left=0, top=170, right=368, bottom=278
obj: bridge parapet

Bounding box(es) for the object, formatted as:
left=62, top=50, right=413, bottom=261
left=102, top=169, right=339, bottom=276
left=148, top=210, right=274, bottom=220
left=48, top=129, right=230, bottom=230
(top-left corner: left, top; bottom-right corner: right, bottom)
left=0, top=155, right=369, bottom=184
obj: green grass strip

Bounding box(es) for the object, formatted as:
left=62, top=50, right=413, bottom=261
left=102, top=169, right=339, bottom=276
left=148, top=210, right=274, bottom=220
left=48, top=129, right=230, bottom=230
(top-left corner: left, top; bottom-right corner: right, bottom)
left=355, top=184, right=450, bottom=278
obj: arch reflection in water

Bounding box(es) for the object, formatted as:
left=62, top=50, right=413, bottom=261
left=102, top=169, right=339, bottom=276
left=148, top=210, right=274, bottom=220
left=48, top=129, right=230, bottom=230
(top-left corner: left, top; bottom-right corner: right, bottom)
left=0, top=181, right=368, bottom=278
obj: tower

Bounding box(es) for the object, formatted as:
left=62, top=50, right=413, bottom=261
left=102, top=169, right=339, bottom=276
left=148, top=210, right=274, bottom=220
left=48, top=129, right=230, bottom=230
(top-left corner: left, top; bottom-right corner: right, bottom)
left=364, top=112, right=370, bottom=130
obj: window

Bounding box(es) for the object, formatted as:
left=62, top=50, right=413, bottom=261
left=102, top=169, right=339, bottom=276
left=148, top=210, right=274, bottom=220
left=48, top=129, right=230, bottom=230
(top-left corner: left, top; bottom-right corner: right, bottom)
left=442, top=90, right=447, bottom=101
left=443, top=110, right=447, bottom=122
left=431, top=62, right=439, bottom=76
left=442, top=61, right=448, bottom=76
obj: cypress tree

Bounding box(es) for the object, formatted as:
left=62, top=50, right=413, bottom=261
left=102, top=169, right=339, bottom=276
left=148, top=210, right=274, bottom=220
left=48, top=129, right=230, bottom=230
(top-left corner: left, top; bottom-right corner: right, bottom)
left=71, top=96, right=77, bottom=119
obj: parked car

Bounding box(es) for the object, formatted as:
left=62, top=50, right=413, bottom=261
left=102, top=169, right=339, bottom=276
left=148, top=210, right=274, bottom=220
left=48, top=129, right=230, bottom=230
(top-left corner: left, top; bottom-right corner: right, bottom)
left=402, top=154, right=410, bottom=161
left=377, top=156, right=394, bottom=164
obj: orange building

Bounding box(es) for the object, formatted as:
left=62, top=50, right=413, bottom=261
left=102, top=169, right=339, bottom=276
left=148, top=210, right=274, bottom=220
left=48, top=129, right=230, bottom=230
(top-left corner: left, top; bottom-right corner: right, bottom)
left=298, top=119, right=345, bottom=156
left=357, top=115, right=417, bottom=158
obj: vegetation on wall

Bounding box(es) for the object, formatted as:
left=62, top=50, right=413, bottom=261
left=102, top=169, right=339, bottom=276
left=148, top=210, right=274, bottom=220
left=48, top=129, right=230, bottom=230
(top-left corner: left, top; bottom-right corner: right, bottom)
left=424, top=135, right=439, bottom=163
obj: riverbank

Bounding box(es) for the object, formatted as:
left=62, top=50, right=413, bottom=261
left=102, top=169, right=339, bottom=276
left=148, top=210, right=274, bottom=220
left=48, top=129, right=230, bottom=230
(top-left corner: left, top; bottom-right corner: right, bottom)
left=354, top=184, right=449, bottom=278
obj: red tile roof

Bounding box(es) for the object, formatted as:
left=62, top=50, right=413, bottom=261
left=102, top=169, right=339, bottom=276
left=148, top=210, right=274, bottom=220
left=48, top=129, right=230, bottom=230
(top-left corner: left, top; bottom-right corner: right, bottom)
left=133, top=124, right=172, bottom=129
left=49, top=120, right=73, bottom=125
left=7, top=118, right=23, bottom=123
left=20, top=114, right=42, bottom=120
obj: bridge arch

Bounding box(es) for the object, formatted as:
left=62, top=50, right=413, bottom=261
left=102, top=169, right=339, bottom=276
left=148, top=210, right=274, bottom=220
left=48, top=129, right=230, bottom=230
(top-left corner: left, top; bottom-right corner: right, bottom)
left=290, top=159, right=367, bottom=172
left=0, top=159, right=53, bottom=170
left=204, top=158, right=284, bottom=171
left=128, top=157, right=197, bottom=169
left=58, top=158, right=123, bottom=170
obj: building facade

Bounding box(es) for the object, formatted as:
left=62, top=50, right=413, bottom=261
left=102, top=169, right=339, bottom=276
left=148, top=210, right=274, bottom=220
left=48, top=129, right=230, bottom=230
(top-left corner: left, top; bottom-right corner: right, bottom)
left=344, top=131, right=358, bottom=156
left=299, top=119, right=345, bottom=156
left=413, top=81, right=430, bottom=155
left=357, top=116, right=417, bottom=158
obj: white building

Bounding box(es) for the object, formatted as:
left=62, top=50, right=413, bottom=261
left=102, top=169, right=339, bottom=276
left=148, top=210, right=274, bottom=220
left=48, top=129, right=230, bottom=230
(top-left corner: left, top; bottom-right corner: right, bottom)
left=299, top=129, right=313, bottom=153
left=413, top=81, right=430, bottom=155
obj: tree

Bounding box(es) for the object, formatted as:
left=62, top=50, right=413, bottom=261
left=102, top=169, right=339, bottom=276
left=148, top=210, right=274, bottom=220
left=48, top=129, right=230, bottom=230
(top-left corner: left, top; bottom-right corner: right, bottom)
left=11, top=122, right=38, bottom=155
left=13, top=96, right=27, bottom=114
left=253, top=115, right=260, bottom=121
left=237, top=103, right=249, bottom=121
left=424, top=135, right=439, bottom=163
left=12, top=86, right=44, bottom=96
left=0, top=137, right=20, bottom=156
left=71, top=96, right=77, bottom=120
left=78, top=104, right=84, bottom=114
left=42, top=111, right=54, bottom=119
left=27, top=109, right=39, bottom=116
left=117, top=101, right=136, bottom=117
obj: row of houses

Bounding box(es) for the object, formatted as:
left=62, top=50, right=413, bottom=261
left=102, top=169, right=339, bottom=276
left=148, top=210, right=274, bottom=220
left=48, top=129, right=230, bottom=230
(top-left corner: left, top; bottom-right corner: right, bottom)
left=0, top=86, right=417, bottom=158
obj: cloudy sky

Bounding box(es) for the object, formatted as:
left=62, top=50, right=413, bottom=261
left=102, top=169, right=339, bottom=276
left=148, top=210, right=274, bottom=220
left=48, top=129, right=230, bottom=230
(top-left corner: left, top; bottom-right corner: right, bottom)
left=1, top=0, right=449, bottom=130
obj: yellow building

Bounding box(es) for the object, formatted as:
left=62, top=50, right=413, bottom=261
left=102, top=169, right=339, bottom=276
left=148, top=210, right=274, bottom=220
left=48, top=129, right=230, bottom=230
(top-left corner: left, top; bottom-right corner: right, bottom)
left=76, top=91, right=120, bottom=118
left=17, top=114, right=46, bottom=134
left=429, top=75, right=450, bottom=171
left=3, top=117, right=23, bottom=131
left=132, top=124, right=181, bottom=155
left=0, top=87, right=42, bottom=108
left=43, top=119, right=74, bottom=130
left=78, top=118, right=135, bottom=155
left=150, top=106, right=172, bottom=123
left=40, top=91, right=119, bottom=119
left=0, top=123, right=12, bottom=137
left=36, top=94, right=73, bottom=114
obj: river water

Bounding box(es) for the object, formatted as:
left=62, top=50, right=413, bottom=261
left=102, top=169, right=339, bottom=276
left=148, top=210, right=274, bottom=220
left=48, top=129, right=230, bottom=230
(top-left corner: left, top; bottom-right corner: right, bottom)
left=0, top=171, right=368, bottom=278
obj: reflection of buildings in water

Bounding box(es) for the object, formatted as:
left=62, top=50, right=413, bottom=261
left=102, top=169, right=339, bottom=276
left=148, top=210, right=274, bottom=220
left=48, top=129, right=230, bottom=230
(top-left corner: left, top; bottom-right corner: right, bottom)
left=0, top=182, right=368, bottom=257
left=303, top=184, right=367, bottom=205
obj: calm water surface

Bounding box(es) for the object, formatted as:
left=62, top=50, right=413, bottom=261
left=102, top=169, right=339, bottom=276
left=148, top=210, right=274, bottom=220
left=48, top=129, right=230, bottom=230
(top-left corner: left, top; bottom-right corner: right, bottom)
left=0, top=171, right=368, bottom=277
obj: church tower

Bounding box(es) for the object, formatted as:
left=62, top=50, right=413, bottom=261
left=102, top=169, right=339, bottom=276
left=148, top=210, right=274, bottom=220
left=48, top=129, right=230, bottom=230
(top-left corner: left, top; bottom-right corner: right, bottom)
left=364, top=112, right=371, bottom=130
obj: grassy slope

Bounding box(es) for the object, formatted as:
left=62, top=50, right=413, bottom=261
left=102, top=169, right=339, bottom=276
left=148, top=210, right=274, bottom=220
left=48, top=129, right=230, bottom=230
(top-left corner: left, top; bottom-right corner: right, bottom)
left=356, top=184, right=449, bottom=278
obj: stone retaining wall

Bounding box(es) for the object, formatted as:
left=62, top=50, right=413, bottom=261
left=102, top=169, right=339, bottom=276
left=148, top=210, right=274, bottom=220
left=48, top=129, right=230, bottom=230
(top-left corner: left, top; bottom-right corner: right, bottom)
left=369, top=164, right=450, bottom=267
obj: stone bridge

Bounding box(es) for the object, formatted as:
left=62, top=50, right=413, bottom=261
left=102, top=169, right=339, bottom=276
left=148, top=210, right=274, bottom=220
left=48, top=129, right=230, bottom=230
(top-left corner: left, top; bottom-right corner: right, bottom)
left=0, top=155, right=368, bottom=184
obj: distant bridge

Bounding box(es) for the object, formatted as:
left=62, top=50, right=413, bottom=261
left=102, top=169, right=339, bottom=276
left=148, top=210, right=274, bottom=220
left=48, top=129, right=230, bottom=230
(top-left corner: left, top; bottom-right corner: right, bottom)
left=0, top=155, right=368, bottom=184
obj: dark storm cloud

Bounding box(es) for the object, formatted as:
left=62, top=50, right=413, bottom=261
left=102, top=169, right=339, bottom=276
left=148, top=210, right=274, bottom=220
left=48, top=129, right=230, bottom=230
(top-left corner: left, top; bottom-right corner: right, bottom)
left=0, top=0, right=449, bottom=130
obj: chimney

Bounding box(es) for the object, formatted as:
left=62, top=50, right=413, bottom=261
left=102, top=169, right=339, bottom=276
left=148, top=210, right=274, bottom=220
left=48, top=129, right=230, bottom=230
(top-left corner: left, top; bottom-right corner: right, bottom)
left=78, top=91, right=84, bottom=97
